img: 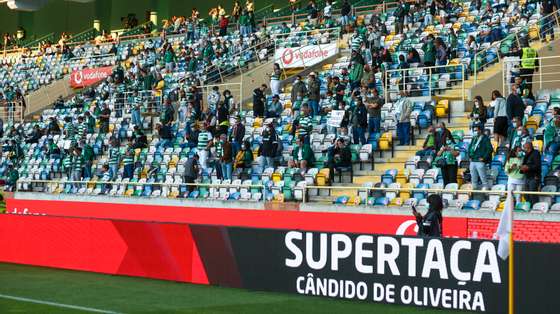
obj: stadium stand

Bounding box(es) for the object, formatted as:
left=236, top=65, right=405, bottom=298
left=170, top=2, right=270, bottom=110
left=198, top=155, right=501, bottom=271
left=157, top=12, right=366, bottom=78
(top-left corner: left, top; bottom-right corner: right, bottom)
left=2, top=0, right=560, bottom=215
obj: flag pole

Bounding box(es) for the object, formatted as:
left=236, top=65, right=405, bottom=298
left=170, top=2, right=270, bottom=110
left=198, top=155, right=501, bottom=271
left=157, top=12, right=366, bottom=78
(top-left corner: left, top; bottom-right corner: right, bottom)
left=508, top=195, right=515, bottom=314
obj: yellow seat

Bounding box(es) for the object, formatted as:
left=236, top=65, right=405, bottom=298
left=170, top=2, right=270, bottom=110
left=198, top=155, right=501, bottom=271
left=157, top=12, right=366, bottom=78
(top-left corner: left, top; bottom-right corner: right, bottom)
left=400, top=183, right=413, bottom=200
left=253, top=117, right=262, bottom=128
left=272, top=173, right=282, bottom=183
left=379, top=132, right=392, bottom=151
left=396, top=173, right=407, bottom=185
left=533, top=140, right=544, bottom=152
left=389, top=197, right=402, bottom=207
left=125, top=189, right=134, bottom=196
left=169, top=190, right=179, bottom=198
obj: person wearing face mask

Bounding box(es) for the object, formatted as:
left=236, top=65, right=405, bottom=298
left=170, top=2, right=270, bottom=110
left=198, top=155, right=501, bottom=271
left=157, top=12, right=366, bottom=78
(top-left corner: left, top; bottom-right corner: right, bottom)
left=468, top=125, right=493, bottom=190
left=506, top=84, right=525, bottom=121
left=544, top=117, right=560, bottom=156
left=491, top=90, right=508, bottom=148
left=261, top=120, right=279, bottom=169
left=234, top=141, right=253, bottom=171
left=436, top=139, right=459, bottom=186
left=396, top=90, right=413, bottom=146
left=417, top=126, right=436, bottom=157
left=520, top=142, right=541, bottom=206
left=366, top=88, right=384, bottom=135
left=434, top=122, right=454, bottom=152
left=505, top=147, right=525, bottom=203
left=469, top=96, right=487, bottom=131
left=291, top=75, right=308, bottom=105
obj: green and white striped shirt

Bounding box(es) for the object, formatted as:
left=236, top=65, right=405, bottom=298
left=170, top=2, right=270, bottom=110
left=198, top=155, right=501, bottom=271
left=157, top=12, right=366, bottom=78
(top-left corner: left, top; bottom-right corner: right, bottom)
left=197, top=132, right=211, bottom=151
left=108, top=147, right=120, bottom=166
left=298, top=115, right=312, bottom=136
left=122, top=153, right=135, bottom=166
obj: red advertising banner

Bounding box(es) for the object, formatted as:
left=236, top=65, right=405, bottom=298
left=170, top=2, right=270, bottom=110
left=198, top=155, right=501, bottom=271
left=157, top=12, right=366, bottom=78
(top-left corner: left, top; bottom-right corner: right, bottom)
left=5, top=199, right=468, bottom=237
left=69, top=66, right=113, bottom=88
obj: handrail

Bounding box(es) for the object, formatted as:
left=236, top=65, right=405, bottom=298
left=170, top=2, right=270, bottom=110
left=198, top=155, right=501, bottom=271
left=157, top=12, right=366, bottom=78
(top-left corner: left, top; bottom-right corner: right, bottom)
left=502, top=55, right=560, bottom=95
left=22, top=32, right=56, bottom=48
left=473, top=9, right=560, bottom=84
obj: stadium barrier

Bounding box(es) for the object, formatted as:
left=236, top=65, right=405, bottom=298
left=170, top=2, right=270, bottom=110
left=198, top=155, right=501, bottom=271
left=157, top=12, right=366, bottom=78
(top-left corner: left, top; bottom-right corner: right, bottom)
left=502, top=55, right=560, bottom=95
left=383, top=63, right=466, bottom=123
left=0, top=213, right=559, bottom=313
left=0, top=101, right=25, bottom=124
left=473, top=9, right=560, bottom=85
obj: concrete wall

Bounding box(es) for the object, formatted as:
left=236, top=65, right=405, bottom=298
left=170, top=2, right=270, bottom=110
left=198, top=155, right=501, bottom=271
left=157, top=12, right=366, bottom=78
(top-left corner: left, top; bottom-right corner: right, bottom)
left=24, top=75, right=72, bottom=117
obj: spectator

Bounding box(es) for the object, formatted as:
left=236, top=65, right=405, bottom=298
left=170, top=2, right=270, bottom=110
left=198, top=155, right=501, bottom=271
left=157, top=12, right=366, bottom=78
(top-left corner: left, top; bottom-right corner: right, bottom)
left=261, top=120, right=279, bottom=169
left=436, top=139, right=458, bottom=186
left=197, top=123, right=212, bottom=170
left=295, top=104, right=312, bottom=144
left=307, top=72, right=321, bottom=117
left=218, top=14, right=229, bottom=37
left=434, top=122, right=455, bottom=152
left=108, top=139, right=120, bottom=180
left=307, top=0, right=318, bottom=25
left=340, top=0, right=352, bottom=26
left=349, top=50, right=365, bottom=91
left=5, top=165, right=19, bottom=192
left=72, top=147, right=84, bottom=183
left=207, top=86, right=221, bottom=113
left=270, top=63, right=282, bottom=96
left=81, top=140, right=94, bottom=179
left=468, top=125, right=493, bottom=190
left=327, top=138, right=352, bottom=182
left=366, top=88, right=383, bottom=134
left=394, top=0, right=408, bottom=34
left=520, top=142, right=541, bottom=205
left=131, top=126, right=148, bottom=149
left=230, top=116, right=245, bottom=156
left=544, top=117, right=560, bottom=155
left=252, top=84, right=266, bottom=118
left=491, top=90, right=508, bottom=148
left=183, top=153, right=199, bottom=192
left=422, top=34, right=436, bottom=66
left=434, top=37, right=448, bottom=67
left=99, top=103, right=111, bottom=134
left=470, top=96, right=487, bottom=131
left=239, top=10, right=251, bottom=37
left=291, top=75, right=308, bottom=104
left=351, top=97, right=368, bottom=145
left=506, top=84, right=525, bottom=121
left=396, top=91, right=412, bottom=145
left=216, top=133, right=233, bottom=181
left=505, top=147, right=525, bottom=203
left=122, top=148, right=135, bottom=180
left=267, top=94, right=283, bottom=118
left=289, top=136, right=314, bottom=174
left=234, top=141, right=253, bottom=171
left=417, top=125, right=436, bottom=157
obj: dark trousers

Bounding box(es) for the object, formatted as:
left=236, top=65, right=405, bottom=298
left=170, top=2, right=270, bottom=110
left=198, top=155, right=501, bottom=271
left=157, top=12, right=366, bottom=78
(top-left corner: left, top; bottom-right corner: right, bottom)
left=123, top=164, right=134, bottom=180
left=525, top=177, right=539, bottom=205
left=184, top=176, right=195, bottom=193
left=519, top=67, right=535, bottom=94
left=441, top=164, right=458, bottom=186
left=397, top=122, right=411, bottom=145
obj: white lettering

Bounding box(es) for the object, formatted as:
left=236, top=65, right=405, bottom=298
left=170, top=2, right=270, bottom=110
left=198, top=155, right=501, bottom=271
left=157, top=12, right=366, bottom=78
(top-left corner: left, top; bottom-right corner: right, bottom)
left=401, top=237, right=423, bottom=277
left=400, top=286, right=412, bottom=304
left=450, top=240, right=472, bottom=282
left=306, top=233, right=328, bottom=270
left=331, top=234, right=352, bottom=271
left=304, top=274, right=315, bottom=294
left=377, top=236, right=400, bottom=275
left=355, top=235, right=374, bottom=273
left=459, top=290, right=471, bottom=310
left=422, top=240, right=449, bottom=279
left=373, top=283, right=385, bottom=302
left=441, top=289, right=452, bottom=308
left=356, top=282, right=368, bottom=300
left=285, top=231, right=303, bottom=267
left=296, top=276, right=305, bottom=293
left=472, top=291, right=486, bottom=311
left=473, top=242, right=501, bottom=283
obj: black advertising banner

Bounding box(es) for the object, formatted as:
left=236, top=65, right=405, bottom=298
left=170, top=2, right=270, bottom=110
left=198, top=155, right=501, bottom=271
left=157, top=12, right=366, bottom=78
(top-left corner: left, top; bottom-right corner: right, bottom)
left=227, top=228, right=508, bottom=313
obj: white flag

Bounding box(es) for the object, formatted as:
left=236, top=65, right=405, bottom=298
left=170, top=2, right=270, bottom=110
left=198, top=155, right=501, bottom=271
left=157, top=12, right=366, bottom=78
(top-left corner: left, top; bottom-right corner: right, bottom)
left=496, top=190, right=514, bottom=260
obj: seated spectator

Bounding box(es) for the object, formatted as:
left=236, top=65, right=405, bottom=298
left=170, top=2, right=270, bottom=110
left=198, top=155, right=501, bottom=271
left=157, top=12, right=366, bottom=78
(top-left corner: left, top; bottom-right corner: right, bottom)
left=416, top=126, right=436, bottom=157
left=266, top=94, right=283, bottom=118
left=544, top=117, right=560, bottom=156
left=234, top=141, right=253, bottom=171
left=327, top=138, right=352, bottom=182
left=289, top=137, right=315, bottom=174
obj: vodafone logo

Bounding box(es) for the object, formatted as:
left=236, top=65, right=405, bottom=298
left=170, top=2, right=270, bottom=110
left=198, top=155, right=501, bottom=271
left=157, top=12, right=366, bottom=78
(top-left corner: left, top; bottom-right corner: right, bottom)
left=73, top=70, right=84, bottom=85
left=282, top=49, right=294, bottom=65
left=396, top=220, right=419, bottom=235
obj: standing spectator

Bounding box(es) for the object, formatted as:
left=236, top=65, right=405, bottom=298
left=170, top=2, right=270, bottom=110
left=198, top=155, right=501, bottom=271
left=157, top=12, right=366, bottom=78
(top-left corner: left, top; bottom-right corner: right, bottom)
left=394, top=0, right=408, bottom=34
left=422, top=34, right=436, bottom=66
left=291, top=75, right=308, bottom=105
left=327, top=138, right=352, bottom=182
left=351, top=97, right=368, bottom=145
left=261, top=120, right=279, bottom=168
left=520, top=142, right=541, bottom=205
left=544, top=117, right=560, bottom=155
left=366, top=88, right=383, bottom=134
left=469, top=96, right=487, bottom=131
left=239, top=10, right=251, bottom=37
left=340, top=0, right=351, bottom=27
left=468, top=125, right=493, bottom=190
left=122, top=148, right=135, bottom=180
left=108, top=139, right=120, bottom=180
left=307, top=0, right=318, bottom=25
left=323, top=0, right=333, bottom=20
left=349, top=50, right=365, bottom=91
left=252, top=84, right=266, bottom=118
left=436, top=140, right=458, bottom=186
left=218, top=14, right=229, bottom=37
left=207, top=86, right=221, bottom=113
left=214, top=133, right=233, bottom=181
left=183, top=154, right=199, bottom=193
left=270, top=63, right=282, bottom=96
left=295, top=104, right=312, bottom=144
left=505, top=147, right=525, bottom=203
left=99, top=103, right=111, bottom=134
left=197, top=123, right=212, bottom=171
left=72, top=147, right=84, bottom=183
left=307, top=72, right=321, bottom=117
left=160, top=98, right=175, bottom=125
left=434, top=37, right=448, bottom=67
left=396, top=91, right=412, bottom=145
left=232, top=1, right=241, bottom=21
left=81, top=140, right=94, bottom=179
left=506, top=84, right=525, bottom=121
left=491, top=90, right=508, bottom=148
left=230, top=116, right=245, bottom=157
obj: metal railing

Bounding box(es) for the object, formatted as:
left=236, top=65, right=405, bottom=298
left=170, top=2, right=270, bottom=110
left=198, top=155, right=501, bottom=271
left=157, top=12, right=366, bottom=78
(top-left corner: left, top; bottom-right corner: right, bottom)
left=473, top=9, right=560, bottom=85
left=15, top=179, right=266, bottom=202
left=384, top=63, right=466, bottom=102
left=0, top=101, right=25, bottom=124
left=502, top=55, right=560, bottom=95
left=12, top=178, right=560, bottom=211
left=196, top=82, right=244, bottom=112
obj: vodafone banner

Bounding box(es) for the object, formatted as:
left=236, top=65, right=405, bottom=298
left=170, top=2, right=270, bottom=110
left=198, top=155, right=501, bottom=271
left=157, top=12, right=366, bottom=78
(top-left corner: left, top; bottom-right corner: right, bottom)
left=69, top=66, right=113, bottom=88
left=276, top=44, right=337, bottom=68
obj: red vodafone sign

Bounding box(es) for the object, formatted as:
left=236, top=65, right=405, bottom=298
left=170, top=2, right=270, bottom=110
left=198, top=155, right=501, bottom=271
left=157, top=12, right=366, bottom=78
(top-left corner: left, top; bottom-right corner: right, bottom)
left=69, top=66, right=113, bottom=88
left=275, top=44, right=337, bottom=68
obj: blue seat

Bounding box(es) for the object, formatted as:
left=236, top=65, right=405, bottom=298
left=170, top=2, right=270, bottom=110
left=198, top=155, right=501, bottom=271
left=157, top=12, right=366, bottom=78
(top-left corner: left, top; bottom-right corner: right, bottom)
left=463, top=200, right=481, bottom=210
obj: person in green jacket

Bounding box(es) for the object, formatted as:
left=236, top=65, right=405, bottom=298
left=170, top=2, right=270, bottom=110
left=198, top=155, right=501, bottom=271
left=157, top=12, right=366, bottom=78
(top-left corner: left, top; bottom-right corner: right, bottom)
left=348, top=49, right=365, bottom=90
left=422, top=34, right=436, bottom=67
left=436, top=140, right=459, bottom=186
left=505, top=146, right=525, bottom=203
left=468, top=125, right=493, bottom=190
left=544, top=117, right=560, bottom=155
left=289, top=136, right=315, bottom=173
left=5, top=165, right=19, bottom=192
